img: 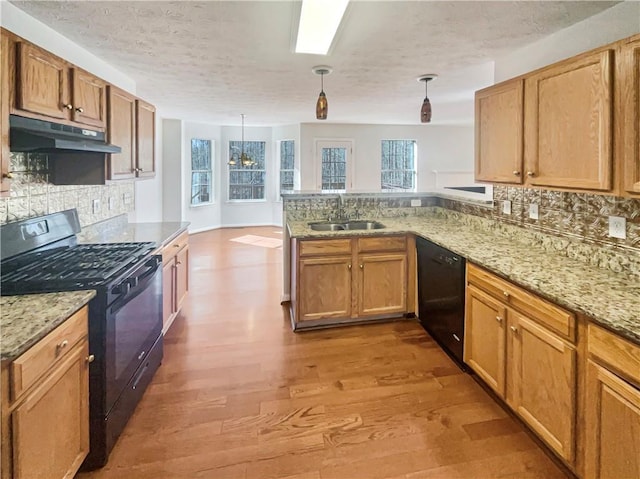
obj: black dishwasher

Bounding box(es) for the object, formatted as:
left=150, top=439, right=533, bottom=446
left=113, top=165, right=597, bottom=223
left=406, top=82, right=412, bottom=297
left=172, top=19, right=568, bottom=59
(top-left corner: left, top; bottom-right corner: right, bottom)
left=416, top=237, right=466, bottom=368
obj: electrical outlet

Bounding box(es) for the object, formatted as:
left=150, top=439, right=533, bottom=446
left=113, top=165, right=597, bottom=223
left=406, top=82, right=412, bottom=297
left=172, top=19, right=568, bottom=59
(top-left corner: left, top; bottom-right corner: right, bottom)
left=123, top=193, right=131, bottom=205
left=410, top=199, right=421, bottom=207
left=529, top=203, right=539, bottom=220
left=608, top=216, right=626, bottom=239
left=108, top=197, right=115, bottom=211
left=502, top=200, right=512, bottom=215
left=92, top=199, right=101, bottom=214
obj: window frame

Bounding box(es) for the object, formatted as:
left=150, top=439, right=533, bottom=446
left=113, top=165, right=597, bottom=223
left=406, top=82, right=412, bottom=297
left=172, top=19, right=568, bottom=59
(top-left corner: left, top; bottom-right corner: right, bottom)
left=278, top=139, right=295, bottom=199
left=380, top=139, right=417, bottom=192
left=315, top=139, right=354, bottom=193
left=190, top=138, right=214, bottom=207
left=227, top=140, right=268, bottom=202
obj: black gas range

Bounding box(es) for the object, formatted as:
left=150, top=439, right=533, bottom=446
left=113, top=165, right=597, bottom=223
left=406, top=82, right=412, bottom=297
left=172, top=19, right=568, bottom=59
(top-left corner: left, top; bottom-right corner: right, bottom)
left=0, top=209, right=164, bottom=470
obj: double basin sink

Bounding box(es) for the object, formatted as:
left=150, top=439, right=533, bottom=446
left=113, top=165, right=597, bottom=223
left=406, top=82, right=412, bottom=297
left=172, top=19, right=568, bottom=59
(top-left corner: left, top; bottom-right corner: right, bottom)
left=308, top=220, right=386, bottom=231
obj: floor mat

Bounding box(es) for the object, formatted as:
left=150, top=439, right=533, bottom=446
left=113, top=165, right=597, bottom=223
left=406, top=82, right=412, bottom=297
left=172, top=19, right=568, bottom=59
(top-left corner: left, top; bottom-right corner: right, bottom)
left=229, top=234, right=283, bottom=248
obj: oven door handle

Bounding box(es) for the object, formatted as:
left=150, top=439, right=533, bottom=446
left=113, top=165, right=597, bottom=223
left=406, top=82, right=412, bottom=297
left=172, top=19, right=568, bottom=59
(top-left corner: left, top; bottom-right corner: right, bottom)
left=111, top=257, right=161, bottom=313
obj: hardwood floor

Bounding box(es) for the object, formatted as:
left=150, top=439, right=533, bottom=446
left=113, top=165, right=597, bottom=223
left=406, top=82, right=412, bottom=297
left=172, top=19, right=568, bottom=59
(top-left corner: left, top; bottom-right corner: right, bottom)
left=77, top=226, right=569, bottom=479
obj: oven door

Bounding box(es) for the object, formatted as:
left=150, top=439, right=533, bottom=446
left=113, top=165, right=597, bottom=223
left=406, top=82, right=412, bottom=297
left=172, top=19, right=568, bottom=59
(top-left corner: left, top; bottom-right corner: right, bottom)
left=105, top=255, right=163, bottom=412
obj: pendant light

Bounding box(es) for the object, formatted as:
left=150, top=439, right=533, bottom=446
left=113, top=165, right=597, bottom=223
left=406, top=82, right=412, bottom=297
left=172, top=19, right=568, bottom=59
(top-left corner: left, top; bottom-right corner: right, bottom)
left=228, top=114, right=255, bottom=167
left=313, top=66, right=332, bottom=120
left=418, top=74, right=437, bottom=123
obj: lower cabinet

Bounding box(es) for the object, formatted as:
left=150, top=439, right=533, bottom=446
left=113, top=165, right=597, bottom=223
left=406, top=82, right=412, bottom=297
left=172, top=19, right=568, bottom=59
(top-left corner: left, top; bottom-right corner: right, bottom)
left=584, top=324, right=640, bottom=479
left=1, top=306, right=91, bottom=479
left=161, top=230, right=189, bottom=333
left=464, top=263, right=577, bottom=465
left=291, top=235, right=410, bottom=329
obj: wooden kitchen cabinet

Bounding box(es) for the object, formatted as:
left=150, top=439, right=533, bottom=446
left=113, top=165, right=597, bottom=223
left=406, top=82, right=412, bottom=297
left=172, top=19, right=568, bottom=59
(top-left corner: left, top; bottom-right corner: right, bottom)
left=618, top=34, right=640, bottom=196
left=13, top=39, right=107, bottom=129
left=1, top=306, right=90, bottom=479
left=584, top=323, right=640, bottom=479
left=162, top=230, right=189, bottom=333
left=107, top=85, right=136, bottom=180
left=465, top=263, right=577, bottom=465
left=135, top=99, right=156, bottom=178
left=523, top=48, right=614, bottom=191
left=474, top=78, right=524, bottom=184
left=1, top=30, right=10, bottom=192
left=292, top=235, right=410, bottom=329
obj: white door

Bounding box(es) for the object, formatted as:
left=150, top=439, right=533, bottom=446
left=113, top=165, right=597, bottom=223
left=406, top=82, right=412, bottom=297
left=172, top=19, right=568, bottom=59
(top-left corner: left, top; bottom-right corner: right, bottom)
left=315, top=140, right=353, bottom=192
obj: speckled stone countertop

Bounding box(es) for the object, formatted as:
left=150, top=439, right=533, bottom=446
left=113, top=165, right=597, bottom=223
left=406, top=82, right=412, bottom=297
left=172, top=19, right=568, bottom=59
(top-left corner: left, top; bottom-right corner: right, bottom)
left=288, top=215, right=640, bottom=345
left=1, top=291, right=96, bottom=362
left=77, top=218, right=190, bottom=247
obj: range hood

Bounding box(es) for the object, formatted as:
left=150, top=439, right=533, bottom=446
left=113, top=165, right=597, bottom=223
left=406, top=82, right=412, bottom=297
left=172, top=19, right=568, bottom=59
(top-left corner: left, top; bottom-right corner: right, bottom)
left=9, top=115, right=121, bottom=154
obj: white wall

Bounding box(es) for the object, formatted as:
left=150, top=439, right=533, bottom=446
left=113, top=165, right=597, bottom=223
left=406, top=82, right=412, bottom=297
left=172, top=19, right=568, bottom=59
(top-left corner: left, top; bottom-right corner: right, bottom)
left=130, top=113, right=164, bottom=222
left=272, top=124, right=300, bottom=225
left=161, top=119, right=183, bottom=223
left=495, top=1, right=640, bottom=82
left=298, top=123, right=475, bottom=192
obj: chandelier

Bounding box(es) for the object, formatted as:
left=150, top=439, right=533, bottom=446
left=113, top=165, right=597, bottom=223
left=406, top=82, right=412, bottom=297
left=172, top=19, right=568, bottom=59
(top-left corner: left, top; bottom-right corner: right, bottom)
left=228, top=114, right=255, bottom=167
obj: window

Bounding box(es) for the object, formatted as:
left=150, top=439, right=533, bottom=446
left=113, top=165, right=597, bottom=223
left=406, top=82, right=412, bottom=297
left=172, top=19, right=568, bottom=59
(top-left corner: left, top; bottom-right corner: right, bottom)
left=279, top=140, right=295, bottom=194
left=228, top=141, right=266, bottom=200
left=190, top=139, right=212, bottom=205
left=321, top=147, right=347, bottom=191
left=381, top=140, right=416, bottom=191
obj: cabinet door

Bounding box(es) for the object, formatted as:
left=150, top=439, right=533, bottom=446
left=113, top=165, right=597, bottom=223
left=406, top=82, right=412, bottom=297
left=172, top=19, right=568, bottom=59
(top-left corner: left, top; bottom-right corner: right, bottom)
left=619, top=35, right=640, bottom=196
left=475, top=78, right=524, bottom=184
left=357, top=253, right=407, bottom=317
left=511, top=313, right=576, bottom=463
left=71, top=68, right=106, bottom=128
left=175, top=245, right=189, bottom=314
left=298, top=256, right=352, bottom=322
left=584, top=360, right=640, bottom=479
left=107, top=86, right=136, bottom=180
left=15, top=42, right=70, bottom=120
left=524, top=49, right=613, bottom=191
left=162, top=261, right=175, bottom=331
left=135, top=99, right=156, bottom=178
left=464, top=285, right=507, bottom=397
left=12, top=341, right=89, bottom=479
left=1, top=31, right=10, bottom=192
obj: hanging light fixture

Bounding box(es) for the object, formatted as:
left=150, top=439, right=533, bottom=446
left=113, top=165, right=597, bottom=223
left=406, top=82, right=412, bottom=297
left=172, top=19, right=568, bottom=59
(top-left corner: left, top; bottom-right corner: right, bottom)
left=313, top=66, right=332, bottom=120
left=418, top=74, right=437, bottom=123
left=228, top=114, right=255, bottom=167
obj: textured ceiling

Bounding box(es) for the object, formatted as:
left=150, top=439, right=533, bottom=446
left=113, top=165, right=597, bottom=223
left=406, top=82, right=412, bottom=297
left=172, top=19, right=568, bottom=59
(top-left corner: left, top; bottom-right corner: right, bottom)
left=10, top=1, right=619, bottom=126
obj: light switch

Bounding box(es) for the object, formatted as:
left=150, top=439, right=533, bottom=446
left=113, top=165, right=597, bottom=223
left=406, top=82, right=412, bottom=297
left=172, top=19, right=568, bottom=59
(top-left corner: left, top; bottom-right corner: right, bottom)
left=411, top=199, right=421, bottom=207
left=608, top=216, right=626, bottom=239
left=529, top=203, right=539, bottom=220
left=92, top=199, right=101, bottom=214
left=502, top=200, right=512, bottom=215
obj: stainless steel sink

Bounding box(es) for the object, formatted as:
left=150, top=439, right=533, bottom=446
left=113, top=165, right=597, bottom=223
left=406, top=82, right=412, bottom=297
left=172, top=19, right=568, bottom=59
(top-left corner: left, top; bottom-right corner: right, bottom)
left=308, top=220, right=385, bottom=231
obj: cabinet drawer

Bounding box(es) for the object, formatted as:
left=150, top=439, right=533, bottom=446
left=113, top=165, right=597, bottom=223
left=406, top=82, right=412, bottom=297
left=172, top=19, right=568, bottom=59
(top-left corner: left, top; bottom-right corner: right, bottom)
left=357, top=235, right=406, bottom=253
left=467, top=263, right=575, bottom=342
left=299, top=239, right=352, bottom=257
left=11, top=306, right=88, bottom=400
left=162, top=230, right=189, bottom=263
left=588, top=323, right=640, bottom=387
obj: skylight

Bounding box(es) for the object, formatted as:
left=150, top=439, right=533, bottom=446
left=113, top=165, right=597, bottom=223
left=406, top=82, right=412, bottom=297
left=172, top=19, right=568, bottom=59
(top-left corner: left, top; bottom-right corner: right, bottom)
left=295, top=0, right=349, bottom=55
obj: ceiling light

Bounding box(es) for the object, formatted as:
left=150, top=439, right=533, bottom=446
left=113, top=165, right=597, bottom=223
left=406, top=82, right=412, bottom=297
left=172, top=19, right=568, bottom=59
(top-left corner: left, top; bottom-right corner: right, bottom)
left=228, top=114, right=255, bottom=167
left=295, top=0, right=349, bottom=55
left=313, top=66, right=332, bottom=120
left=418, top=74, right=437, bottom=123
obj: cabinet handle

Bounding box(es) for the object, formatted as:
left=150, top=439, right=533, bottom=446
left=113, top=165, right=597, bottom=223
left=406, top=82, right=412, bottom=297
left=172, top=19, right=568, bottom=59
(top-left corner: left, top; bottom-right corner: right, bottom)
left=512, top=171, right=520, bottom=176
left=510, top=326, right=518, bottom=334
left=75, top=107, right=84, bottom=113
left=495, top=316, right=502, bottom=323
left=3, top=172, right=13, bottom=179
left=526, top=171, right=535, bottom=177
left=359, top=264, right=364, bottom=269
left=347, top=264, right=352, bottom=270
left=503, top=291, right=510, bottom=298
left=176, top=261, right=182, bottom=265
left=63, top=104, right=73, bottom=110
left=56, top=339, right=69, bottom=354
left=86, top=354, right=95, bottom=363
left=173, top=244, right=181, bottom=248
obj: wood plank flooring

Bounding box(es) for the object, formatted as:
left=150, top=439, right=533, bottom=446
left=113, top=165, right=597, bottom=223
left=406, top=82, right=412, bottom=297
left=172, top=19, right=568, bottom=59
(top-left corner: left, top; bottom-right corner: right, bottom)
left=77, top=227, right=569, bottom=479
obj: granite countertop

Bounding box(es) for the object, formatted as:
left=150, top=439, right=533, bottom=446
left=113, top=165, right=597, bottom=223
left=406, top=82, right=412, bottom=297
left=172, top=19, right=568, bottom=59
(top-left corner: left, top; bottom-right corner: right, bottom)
left=77, top=220, right=190, bottom=248
left=1, top=290, right=96, bottom=362
left=288, top=216, right=640, bottom=346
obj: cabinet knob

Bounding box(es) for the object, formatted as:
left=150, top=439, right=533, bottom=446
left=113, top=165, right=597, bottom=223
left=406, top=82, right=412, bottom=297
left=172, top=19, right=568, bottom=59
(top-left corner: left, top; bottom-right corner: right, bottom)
left=512, top=171, right=521, bottom=176
left=56, top=339, right=69, bottom=354
left=173, top=244, right=181, bottom=248
left=63, top=104, right=73, bottom=110
left=75, top=107, right=84, bottom=113
left=86, top=354, right=95, bottom=363
left=510, top=326, right=518, bottom=334
left=3, top=172, right=13, bottom=179
left=347, top=264, right=352, bottom=270
left=176, top=261, right=182, bottom=265
left=527, top=171, right=535, bottom=177
left=503, top=291, right=510, bottom=298
left=495, top=316, right=502, bottom=323
left=359, top=264, right=364, bottom=269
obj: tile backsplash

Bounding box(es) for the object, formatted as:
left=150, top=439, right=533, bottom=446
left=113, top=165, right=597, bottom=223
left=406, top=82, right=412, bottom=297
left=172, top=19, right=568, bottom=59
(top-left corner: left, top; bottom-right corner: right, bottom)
left=1, top=152, right=135, bottom=227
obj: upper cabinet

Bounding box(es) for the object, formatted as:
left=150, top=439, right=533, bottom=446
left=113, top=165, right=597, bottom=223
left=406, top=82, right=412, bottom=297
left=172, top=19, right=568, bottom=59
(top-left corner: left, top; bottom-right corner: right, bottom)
left=524, top=49, right=614, bottom=191
left=14, top=41, right=107, bottom=129
left=1, top=30, right=11, bottom=192
left=107, top=85, right=136, bottom=180
left=475, top=78, right=524, bottom=184
left=135, top=99, right=156, bottom=178
left=619, top=34, right=640, bottom=196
